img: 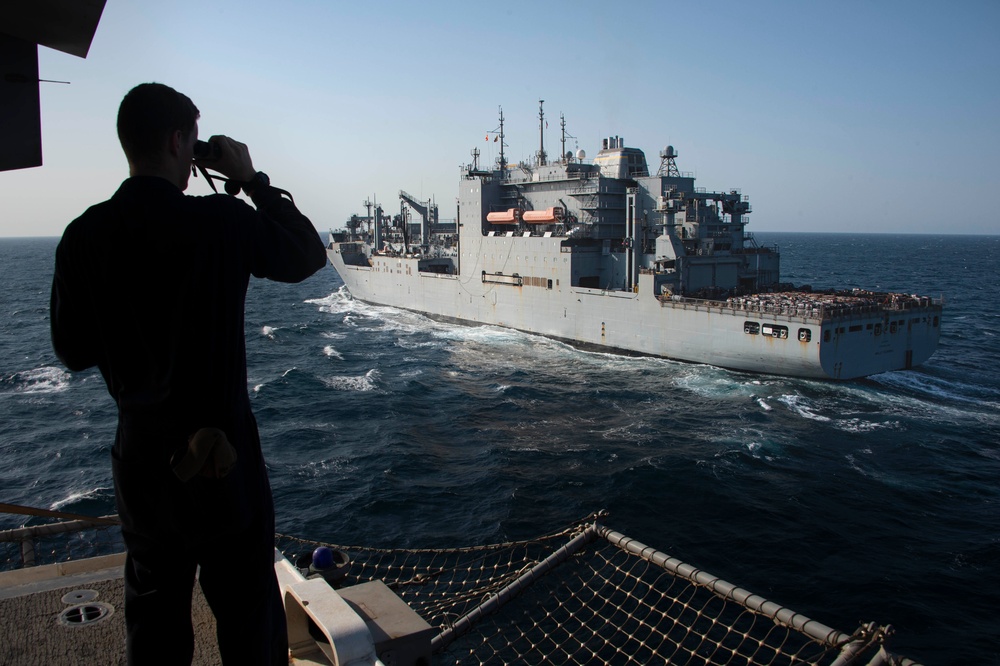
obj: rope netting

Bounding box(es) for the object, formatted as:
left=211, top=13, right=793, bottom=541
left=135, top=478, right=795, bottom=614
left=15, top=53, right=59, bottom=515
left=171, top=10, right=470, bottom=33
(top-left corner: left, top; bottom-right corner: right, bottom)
left=276, top=513, right=915, bottom=665
left=2, top=505, right=916, bottom=665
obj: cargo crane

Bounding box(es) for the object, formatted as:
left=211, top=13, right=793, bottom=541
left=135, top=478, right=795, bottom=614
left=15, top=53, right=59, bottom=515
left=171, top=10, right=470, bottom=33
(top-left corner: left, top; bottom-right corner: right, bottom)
left=398, top=190, right=438, bottom=248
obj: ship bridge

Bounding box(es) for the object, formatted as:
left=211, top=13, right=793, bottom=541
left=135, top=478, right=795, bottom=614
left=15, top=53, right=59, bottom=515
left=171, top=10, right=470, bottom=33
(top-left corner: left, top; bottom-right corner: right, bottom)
left=594, top=137, right=649, bottom=179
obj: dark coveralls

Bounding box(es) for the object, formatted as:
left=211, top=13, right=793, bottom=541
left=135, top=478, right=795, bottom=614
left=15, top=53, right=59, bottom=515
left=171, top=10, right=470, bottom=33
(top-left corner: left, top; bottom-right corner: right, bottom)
left=50, top=176, right=327, bottom=664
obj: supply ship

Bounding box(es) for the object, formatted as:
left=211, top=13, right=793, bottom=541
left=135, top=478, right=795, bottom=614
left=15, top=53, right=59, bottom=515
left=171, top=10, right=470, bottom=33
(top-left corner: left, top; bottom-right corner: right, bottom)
left=327, top=104, right=941, bottom=380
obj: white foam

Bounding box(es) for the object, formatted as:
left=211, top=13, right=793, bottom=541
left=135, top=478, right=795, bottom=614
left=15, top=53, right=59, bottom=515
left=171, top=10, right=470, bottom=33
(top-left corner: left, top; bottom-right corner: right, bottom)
left=432, top=324, right=527, bottom=346
left=6, top=366, right=70, bottom=395
left=778, top=394, right=832, bottom=422
left=845, top=372, right=1000, bottom=428
left=322, top=345, right=344, bottom=360
left=321, top=368, right=380, bottom=392
left=874, top=370, right=1000, bottom=406
left=306, top=286, right=353, bottom=312
left=394, top=337, right=439, bottom=350
left=836, top=418, right=902, bottom=433
left=309, top=288, right=428, bottom=336
left=262, top=325, right=278, bottom=339
left=674, top=368, right=775, bottom=400
left=50, top=486, right=112, bottom=511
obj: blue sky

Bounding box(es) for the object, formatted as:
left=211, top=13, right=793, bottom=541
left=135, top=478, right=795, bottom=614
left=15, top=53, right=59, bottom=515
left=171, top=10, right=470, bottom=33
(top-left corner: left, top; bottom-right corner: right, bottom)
left=2, top=0, right=998, bottom=237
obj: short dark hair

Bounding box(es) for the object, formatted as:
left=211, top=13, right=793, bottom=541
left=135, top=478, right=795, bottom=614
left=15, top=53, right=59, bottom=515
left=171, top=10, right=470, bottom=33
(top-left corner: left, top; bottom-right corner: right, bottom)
left=117, top=83, right=199, bottom=163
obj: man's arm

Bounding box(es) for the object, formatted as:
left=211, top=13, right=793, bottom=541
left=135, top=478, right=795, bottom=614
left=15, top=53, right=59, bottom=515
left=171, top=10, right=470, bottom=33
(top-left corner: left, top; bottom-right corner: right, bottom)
left=248, top=186, right=327, bottom=282
left=50, top=232, right=99, bottom=371
left=199, top=135, right=327, bottom=283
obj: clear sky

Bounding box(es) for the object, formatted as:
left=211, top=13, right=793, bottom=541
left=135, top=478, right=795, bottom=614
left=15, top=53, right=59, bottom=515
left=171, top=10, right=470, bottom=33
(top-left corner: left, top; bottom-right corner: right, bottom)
left=2, top=0, right=998, bottom=237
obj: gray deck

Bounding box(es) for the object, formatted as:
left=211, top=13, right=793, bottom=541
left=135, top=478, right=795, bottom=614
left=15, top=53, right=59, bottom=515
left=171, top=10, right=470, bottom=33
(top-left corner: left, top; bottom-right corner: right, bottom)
left=0, top=557, right=222, bottom=665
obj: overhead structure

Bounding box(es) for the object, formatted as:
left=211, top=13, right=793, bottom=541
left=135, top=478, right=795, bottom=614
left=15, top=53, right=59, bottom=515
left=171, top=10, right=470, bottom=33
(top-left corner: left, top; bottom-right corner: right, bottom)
left=0, top=0, right=107, bottom=171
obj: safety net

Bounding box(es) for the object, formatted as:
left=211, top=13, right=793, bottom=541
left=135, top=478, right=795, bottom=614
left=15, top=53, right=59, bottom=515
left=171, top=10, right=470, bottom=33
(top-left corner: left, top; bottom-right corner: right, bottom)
left=275, top=512, right=917, bottom=665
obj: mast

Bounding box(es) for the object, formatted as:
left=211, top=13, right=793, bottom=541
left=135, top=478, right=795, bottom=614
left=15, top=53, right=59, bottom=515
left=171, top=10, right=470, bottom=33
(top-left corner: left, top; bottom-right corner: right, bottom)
left=561, top=113, right=576, bottom=163
left=537, top=99, right=546, bottom=166
left=498, top=106, right=507, bottom=177
left=560, top=113, right=566, bottom=163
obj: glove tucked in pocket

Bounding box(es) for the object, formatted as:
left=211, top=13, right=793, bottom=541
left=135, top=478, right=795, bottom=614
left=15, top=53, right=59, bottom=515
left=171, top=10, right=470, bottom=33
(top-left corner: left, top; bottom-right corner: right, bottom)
left=167, top=427, right=249, bottom=539
left=170, top=427, right=238, bottom=481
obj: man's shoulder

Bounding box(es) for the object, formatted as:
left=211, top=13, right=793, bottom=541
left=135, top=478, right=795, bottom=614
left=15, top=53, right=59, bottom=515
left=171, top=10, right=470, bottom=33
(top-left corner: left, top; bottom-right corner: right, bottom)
left=62, top=197, right=118, bottom=239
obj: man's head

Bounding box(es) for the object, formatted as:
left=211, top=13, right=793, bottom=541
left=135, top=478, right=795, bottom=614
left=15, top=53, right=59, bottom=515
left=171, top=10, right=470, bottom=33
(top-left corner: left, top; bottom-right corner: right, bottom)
left=117, top=83, right=199, bottom=189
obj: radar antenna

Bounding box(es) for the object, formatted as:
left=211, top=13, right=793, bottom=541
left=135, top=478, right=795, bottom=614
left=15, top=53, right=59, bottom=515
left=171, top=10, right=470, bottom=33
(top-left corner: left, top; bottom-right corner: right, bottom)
left=657, top=145, right=680, bottom=177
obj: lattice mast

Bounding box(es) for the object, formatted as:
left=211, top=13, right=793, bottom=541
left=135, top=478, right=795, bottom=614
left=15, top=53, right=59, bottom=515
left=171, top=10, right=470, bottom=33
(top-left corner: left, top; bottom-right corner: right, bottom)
left=657, top=145, right=680, bottom=177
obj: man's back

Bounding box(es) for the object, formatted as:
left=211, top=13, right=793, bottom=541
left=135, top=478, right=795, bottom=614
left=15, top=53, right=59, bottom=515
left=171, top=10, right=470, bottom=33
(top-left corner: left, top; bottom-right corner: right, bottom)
left=53, top=176, right=324, bottom=443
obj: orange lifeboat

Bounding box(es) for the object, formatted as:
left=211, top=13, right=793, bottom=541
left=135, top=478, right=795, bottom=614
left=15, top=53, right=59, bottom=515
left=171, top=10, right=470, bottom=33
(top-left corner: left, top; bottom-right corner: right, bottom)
left=486, top=208, right=521, bottom=225
left=521, top=206, right=563, bottom=224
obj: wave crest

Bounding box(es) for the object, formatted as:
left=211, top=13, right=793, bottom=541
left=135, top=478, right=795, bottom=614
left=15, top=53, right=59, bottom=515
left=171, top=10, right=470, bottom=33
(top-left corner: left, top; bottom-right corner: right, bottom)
left=2, top=366, right=70, bottom=395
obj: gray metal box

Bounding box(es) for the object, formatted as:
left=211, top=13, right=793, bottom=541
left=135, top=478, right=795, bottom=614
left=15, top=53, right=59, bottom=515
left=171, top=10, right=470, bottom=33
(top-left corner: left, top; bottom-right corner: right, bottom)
left=337, top=580, right=435, bottom=666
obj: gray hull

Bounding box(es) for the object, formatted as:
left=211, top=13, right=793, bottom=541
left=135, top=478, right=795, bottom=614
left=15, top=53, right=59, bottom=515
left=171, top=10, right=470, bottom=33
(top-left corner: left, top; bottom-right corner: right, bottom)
left=327, top=244, right=941, bottom=380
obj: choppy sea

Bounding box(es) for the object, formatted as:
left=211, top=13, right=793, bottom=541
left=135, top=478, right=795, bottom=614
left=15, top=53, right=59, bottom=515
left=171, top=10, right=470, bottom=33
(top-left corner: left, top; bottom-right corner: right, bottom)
left=1, top=232, right=998, bottom=664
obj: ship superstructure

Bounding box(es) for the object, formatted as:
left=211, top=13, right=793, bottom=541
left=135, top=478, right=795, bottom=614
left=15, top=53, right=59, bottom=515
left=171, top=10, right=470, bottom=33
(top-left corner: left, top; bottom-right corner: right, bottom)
left=327, top=104, right=941, bottom=379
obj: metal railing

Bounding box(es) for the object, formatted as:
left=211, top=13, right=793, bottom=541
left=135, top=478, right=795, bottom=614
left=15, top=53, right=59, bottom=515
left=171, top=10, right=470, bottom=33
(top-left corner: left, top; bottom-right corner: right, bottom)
left=0, top=503, right=122, bottom=569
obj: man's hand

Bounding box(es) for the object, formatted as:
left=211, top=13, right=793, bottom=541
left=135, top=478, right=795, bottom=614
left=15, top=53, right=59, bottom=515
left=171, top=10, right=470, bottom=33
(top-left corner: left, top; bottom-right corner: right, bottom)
left=196, top=135, right=256, bottom=183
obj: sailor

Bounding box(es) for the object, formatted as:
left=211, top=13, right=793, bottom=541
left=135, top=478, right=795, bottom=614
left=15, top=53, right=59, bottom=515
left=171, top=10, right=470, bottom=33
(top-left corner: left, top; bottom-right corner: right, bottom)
left=50, top=82, right=327, bottom=664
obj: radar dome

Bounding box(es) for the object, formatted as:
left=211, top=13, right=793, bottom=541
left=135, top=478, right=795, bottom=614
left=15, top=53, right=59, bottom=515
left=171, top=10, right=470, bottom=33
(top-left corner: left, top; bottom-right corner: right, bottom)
left=576, top=149, right=586, bottom=161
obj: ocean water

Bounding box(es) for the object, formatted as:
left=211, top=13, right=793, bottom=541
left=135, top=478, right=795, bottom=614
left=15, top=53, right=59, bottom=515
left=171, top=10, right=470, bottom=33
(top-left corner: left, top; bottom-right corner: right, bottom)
left=1, top=232, right=998, bottom=664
